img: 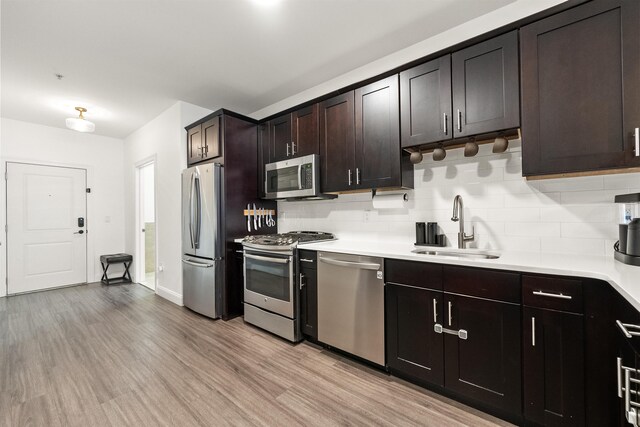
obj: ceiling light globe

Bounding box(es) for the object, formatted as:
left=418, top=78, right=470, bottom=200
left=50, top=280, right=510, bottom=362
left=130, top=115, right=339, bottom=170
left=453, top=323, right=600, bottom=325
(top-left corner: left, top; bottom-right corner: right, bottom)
left=66, top=117, right=96, bottom=132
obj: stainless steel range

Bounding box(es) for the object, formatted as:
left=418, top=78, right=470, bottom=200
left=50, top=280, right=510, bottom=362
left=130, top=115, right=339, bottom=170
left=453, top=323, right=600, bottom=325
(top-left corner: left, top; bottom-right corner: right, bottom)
left=242, top=231, right=335, bottom=342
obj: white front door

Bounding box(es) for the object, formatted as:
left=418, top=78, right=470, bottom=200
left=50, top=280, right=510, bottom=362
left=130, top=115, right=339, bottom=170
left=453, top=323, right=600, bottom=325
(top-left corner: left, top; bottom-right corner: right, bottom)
left=6, top=162, right=87, bottom=294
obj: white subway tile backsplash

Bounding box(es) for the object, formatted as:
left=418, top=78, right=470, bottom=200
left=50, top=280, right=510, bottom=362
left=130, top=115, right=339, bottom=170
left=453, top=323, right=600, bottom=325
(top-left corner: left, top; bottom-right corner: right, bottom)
left=560, top=222, right=618, bottom=240
left=533, top=176, right=604, bottom=193
left=279, top=145, right=623, bottom=256
left=540, top=205, right=616, bottom=223
left=560, top=189, right=622, bottom=204
left=505, top=222, right=561, bottom=237
left=603, top=173, right=640, bottom=190
left=540, top=238, right=605, bottom=256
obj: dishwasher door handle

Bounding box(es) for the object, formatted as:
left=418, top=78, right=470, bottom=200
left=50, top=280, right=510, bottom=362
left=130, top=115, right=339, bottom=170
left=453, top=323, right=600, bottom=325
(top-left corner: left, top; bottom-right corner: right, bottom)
left=319, top=257, right=380, bottom=270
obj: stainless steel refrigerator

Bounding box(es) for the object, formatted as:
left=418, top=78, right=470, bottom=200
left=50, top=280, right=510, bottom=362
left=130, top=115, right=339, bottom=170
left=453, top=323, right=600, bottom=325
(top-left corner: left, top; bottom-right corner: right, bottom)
left=181, top=163, right=223, bottom=318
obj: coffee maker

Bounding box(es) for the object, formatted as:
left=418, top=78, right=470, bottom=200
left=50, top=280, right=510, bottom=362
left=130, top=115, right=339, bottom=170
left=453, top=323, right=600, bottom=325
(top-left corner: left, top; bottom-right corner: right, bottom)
left=615, top=192, right=640, bottom=266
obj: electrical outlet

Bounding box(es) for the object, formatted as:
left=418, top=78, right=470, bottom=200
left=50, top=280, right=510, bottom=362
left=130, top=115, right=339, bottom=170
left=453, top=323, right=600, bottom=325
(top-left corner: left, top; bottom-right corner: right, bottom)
left=363, top=210, right=371, bottom=222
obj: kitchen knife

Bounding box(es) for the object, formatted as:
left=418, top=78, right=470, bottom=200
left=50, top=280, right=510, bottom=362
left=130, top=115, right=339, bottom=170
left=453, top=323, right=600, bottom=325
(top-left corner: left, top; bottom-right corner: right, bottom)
left=253, top=203, right=258, bottom=230
left=247, top=203, right=251, bottom=232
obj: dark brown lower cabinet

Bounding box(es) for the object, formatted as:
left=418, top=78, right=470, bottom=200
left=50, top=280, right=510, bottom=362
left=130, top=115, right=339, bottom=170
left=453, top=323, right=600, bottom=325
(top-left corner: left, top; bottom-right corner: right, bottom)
left=299, top=263, right=317, bottom=339
left=443, top=293, right=522, bottom=416
left=523, top=307, right=585, bottom=426
left=386, top=283, right=444, bottom=386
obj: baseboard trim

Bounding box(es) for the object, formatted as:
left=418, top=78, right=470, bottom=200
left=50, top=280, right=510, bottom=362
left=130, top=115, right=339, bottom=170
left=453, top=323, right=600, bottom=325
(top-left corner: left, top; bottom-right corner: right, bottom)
left=156, top=285, right=183, bottom=306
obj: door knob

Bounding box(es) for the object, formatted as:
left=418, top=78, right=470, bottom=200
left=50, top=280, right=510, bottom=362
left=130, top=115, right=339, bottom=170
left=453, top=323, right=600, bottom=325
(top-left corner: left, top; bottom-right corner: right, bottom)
left=74, top=230, right=84, bottom=234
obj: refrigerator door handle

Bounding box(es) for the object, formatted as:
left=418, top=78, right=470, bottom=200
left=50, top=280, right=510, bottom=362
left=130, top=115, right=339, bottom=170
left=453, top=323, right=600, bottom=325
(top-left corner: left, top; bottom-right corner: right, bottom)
left=189, top=172, right=196, bottom=249
left=194, top=174, right=201, bottom=248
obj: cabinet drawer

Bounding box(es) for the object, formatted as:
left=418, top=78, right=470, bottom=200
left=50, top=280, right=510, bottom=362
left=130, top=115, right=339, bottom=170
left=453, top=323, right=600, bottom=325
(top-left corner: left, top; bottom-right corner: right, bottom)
left=298, top=250, right=317, bottom=269
left=444, top=266, right=520, bottom=304
left=385, top=259, right=443, bottom=291
left=523, top=275, right=583, bottom=313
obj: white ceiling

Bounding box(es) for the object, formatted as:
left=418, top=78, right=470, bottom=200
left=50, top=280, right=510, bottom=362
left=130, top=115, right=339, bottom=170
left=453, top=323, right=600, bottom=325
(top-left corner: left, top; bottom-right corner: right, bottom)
left=1, top=0, right=522, bottom=138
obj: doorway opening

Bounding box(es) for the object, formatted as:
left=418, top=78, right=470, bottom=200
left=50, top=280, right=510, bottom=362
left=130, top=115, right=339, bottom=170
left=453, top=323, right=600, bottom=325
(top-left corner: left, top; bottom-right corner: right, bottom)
left=136, top=160, right=157, bottom=290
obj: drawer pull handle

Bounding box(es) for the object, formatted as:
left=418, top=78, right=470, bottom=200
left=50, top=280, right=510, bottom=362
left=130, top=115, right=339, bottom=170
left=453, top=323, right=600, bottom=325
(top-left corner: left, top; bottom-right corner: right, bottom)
left=617, top=320, right=640, bottom=339
left=532, top=290, right=572, bottom=300
left=300, top=258, right=315, bottom=263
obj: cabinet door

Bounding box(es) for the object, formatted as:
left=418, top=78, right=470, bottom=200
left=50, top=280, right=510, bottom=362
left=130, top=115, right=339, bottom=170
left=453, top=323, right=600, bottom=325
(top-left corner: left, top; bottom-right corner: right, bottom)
left=523, top=307, right=585, bottom=426
left=292, top=104, right=319, bottom=158
left=319, top=92, right=355, bottom=192
left=299, top=265, right=317, bottom=339
left=187, top=125, right=203, bottom=165
left=270, top=114, right=292, bottom=162
left=452, top=30, right=519, bottom=138
left=202, top=116, right=221, bottom=160
left=386, top=283, right=444, bottom=387
left=355, top=75, right=401, bottom=189
left=444, top=294, right=521, bottom=416
left=400, top=55, right=452, bottom=148
left=257, top=123, right=270, bottom=198
left=521, top=0, right=640, bottom=176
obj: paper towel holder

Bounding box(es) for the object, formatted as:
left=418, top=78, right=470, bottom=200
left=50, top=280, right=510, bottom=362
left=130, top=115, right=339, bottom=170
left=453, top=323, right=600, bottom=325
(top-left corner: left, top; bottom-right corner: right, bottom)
left=371, top=189, right=409, bottom=201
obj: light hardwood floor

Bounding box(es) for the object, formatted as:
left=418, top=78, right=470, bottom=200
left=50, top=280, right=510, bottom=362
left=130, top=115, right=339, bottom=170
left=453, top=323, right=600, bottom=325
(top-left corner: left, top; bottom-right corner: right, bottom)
left=0, top=282, right=514, bottom=426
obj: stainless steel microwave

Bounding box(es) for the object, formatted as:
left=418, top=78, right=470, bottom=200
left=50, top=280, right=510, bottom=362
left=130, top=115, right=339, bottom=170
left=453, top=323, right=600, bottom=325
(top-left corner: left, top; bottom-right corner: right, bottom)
left=264, top=154, right=319, bottom=200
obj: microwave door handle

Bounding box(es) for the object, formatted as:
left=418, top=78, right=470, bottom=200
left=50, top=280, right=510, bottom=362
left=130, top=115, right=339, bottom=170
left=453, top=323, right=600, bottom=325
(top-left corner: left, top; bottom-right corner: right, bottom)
left=298, top=164, right=303, bottom=190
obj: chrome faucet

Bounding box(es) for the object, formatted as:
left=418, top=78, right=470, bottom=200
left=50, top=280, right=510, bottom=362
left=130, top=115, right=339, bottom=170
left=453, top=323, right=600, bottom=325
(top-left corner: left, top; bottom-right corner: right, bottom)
left=451, top=195, right=474, bottom=249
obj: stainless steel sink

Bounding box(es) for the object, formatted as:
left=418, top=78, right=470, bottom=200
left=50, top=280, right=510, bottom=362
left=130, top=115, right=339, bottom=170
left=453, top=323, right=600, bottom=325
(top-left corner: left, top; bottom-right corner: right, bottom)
left=411, top=249, right=500, bottom=260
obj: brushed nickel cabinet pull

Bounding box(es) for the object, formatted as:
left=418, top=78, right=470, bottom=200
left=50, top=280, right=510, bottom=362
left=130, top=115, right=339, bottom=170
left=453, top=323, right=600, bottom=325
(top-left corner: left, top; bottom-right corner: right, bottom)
left=443, top=113, right=448, bottom=135
left=532, top=290, right=572, bottom=300
left=457, top=109, right=462, bottom=132
left=635, top=127, right=639, bottom=157
left=448, top=301, right=452, bottom=326
left=532, top=317, right=536, bottom=347
left=433, top=298, right=437, bottom=323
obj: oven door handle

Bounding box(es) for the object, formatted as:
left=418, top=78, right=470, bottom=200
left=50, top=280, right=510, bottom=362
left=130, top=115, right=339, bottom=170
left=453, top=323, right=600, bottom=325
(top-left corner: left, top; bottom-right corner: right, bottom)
left=245, top=253, right=290, bottom=264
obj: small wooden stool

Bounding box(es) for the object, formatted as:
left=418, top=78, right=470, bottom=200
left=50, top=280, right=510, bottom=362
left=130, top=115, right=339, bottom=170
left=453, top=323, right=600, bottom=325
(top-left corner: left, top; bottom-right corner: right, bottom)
left=100, top=253, right=133, bottom=285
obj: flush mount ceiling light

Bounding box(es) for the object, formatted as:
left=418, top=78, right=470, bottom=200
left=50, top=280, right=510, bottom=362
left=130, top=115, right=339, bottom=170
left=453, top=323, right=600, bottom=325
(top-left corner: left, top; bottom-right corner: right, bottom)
left=65, top=107, right=95, bottom=133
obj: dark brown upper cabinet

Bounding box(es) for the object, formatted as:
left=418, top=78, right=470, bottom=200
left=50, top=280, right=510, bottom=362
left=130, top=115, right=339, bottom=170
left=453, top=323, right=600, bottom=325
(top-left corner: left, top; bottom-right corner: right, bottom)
left=319, top=78, right=412, bottom=193
left=400, top=31, right=519, bottom=149
left=452, top=30, right=520, bottom=138
left=520, top=0, right=640, bottom=176
left=270, top=114, right=292, bottom=162
left=355, top=75, right=410, bottom=190
left=268, top=105, right=319, bottom=163
left=187, top=124, right=202, bottom=165
left=187, top=116, right=222, bottom=166
left=400, top=55, right=452, bottom=148
left=292, top=104, right=319, bottom=158
left=319, top=92, right=356, bottom=192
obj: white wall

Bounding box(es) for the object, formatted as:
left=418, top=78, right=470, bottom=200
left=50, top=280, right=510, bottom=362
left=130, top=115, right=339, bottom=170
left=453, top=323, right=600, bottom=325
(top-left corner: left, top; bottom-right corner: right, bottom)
left=0, top=118, right=126, bottom=297
left=123, top=101, right=212, bottom=305
left=278, top=141, right=640, bottom=256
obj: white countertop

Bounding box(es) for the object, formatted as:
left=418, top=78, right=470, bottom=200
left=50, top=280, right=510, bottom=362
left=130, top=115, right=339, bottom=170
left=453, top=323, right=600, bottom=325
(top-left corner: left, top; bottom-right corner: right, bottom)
left=300, top=240, right=640, bottom=311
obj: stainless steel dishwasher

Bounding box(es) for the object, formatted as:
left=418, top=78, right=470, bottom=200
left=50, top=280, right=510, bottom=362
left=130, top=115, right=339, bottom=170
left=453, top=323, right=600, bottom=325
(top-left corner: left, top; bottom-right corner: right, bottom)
left=317, top=251, right=385, bottom=366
